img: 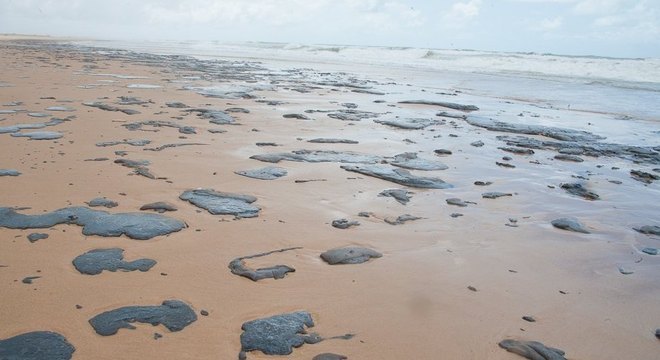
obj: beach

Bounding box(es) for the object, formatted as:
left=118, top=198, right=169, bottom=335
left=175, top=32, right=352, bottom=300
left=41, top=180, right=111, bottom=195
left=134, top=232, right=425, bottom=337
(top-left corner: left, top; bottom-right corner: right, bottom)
left=0, top=37, right=658, bottom=359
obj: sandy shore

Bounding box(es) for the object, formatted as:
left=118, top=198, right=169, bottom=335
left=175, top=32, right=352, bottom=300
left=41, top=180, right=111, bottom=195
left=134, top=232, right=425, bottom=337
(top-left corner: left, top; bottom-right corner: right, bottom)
left=0, top=38, right=658, bottom=359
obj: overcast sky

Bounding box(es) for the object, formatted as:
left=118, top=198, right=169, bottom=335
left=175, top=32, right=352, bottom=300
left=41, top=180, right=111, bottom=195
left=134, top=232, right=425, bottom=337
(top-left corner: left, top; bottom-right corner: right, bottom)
left=1, top=0, right=658, bottom=58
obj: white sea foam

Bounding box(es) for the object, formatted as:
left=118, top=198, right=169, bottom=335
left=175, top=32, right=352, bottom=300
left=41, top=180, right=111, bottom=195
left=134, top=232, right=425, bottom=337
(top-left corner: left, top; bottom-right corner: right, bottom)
left=126, top=84, right=162, bottom=89
left=92, top=73, right=149, bottom=79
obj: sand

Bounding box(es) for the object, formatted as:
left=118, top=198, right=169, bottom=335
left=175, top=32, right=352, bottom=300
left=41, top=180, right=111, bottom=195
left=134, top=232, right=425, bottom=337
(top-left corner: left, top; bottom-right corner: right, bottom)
left=0, top=38, right=658, bottom=359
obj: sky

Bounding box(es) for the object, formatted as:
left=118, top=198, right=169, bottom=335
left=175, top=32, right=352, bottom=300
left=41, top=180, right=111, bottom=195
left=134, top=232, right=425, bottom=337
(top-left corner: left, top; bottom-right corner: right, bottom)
left=1, top=0, right=659, bottom=58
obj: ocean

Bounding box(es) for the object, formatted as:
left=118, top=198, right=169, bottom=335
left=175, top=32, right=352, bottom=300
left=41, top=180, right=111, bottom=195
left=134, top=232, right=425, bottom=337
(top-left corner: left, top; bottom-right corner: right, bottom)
left=72, top=39, right=660, bottom=143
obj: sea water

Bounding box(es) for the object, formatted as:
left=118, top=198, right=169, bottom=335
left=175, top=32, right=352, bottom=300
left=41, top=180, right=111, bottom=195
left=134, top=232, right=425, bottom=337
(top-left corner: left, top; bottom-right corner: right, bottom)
left=74, top=39, right=660, bottom=143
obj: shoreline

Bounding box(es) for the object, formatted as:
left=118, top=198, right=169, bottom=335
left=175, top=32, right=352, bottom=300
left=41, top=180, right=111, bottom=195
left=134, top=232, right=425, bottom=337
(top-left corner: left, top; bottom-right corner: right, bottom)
left=0, top=39, right=658, bottom=359
left=6, top=33, right=660, bottom=95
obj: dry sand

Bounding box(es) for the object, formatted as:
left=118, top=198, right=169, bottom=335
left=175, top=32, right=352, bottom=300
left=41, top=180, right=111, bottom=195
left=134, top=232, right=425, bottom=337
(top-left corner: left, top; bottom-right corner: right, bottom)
left=0, top=38, right=658, bottom=359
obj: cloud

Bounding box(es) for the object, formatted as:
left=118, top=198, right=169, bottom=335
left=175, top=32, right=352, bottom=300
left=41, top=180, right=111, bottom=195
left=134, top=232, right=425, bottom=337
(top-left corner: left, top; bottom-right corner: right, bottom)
left=589, top=1, right=659, bottom=40
left=140, top=0, right=425, bottom=31
left=384, top=2, right=426, bottom=27
left=508, top=0, right=575, bottom=3
left=349, top=1, right=425, bottom=31
left=572, top=0, right=623, bottom=15
left=539, top=16, right=563, bottom=30
left=451, top=0, right=482, bottom=18
left=510, top=0, right=659, bottom=43
left=142, top=0, right=328, bottom=26
left=443, top=0, right=482, bottom=28
left=568, top=0, right=659, bottom=41
left=593, top=15, right=625, bottom=27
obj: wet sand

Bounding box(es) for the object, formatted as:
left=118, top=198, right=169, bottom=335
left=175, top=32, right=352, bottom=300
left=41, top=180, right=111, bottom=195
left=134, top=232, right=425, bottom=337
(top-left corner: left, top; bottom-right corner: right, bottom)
left=0, top=37, right=659, bottom=359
